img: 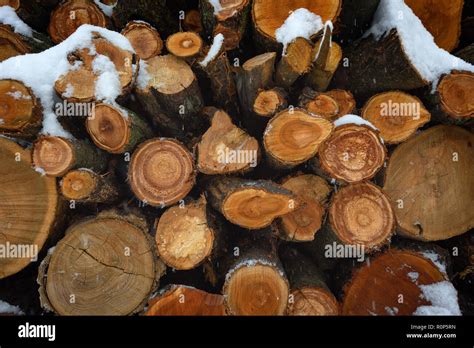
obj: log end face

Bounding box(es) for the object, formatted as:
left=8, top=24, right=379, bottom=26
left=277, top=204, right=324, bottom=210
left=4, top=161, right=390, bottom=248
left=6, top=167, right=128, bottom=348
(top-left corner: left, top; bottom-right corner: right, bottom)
left=166, top=31, right=202, bottom=58
left=122, top=21, right=163, bottom=60
left=288, top=287, right=340, bottom=315
left=33, top=136, right=75, bottom=177
left=60, top=169, right=97, bottom=200
left=438, top=72, right=474, bottom=120
left=0, top=79, right=37, bottom=132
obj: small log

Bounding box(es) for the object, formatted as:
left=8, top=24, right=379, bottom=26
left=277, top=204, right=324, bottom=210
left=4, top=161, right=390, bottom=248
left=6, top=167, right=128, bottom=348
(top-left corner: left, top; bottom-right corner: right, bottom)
left=0, top=24, right=52, bottom=62
left=324, top=89, right=356, bottom=118
left=277, top=174, right=331, bottom=242
left=383, top=125, right=474, bottom=241
left=145, top=285, right=225, bottom=315
left=0, top=137, right=63, bottom=279
left=263, top=108, right=333, bottom=169
left=299, top=88, right=340, bottom=120
left=196, top=108, right=259, bottom=175
left=183, top=9, right=203, bottom=33
left=317, top=124, right=386, bottom=183
left=128, top=138, right=196, bottom=207
left=0, top=79, right=42, bottom=138
left=60, top=169, right=120, bottom=204
left=32, top=136, right=108, bottom=177
left=206, top=176, right=296, bottom=229
left=48, top=0, right=107, bottom=43
left=86, top=103, right=153, bottom=154
left=275, top=37, right=313, bottom=89
left=280, top=246, right=339, bottom=315
left=253, top=87, right=287, bottom=118
left=166, top=31, right=203, bottom=61
left=121, top=21, right=163, bottom=60
left=37, top=211, right=165, bottom=315
left=361, top=91, right=431, bottom=144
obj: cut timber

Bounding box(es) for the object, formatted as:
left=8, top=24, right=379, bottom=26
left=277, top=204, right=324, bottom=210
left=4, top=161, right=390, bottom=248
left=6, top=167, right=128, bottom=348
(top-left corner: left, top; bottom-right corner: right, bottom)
left=121, top=21, right=163, bottom=60
left=334, top=0, right=380, bottom=44
left=32, top=136, right=107, bottom=177
left=60, top=169, right=119, bottom=204
left=55, top=36, right=135, bottom=102
left=222, top=230, right=289, bottom=315
left=331, top=30, right=427, bottom=100
left=128, top=138, right=196, bottom=207
left=253, top=88, right=287, bottom=118
left=318, top=124, right=386, bottom=183
left=135, top=55, right=204, bottom=137
left=0, top=79, right=42, bottom=138
left=342, top=249, right=447, bottom=315
left=252, top=0, right=341, bottom=50
left=275, top=37, right=313, bottom=89
left=277, top=174, right=331, bottom=242
left=0, top=138, right=62, bottom=279
left=196, top=108, right=259, bottom=175
left=324, top=89, right=356, bottom=118
left=155, top=196, right=215, bottom=270
left=48, top=0, right=107, bottom=43
left=329, top=182, right=395, bottom=252
left=263, top=108, right=333, bottom=169
left=145, top=285, right=225, bottom=315
left=280, top=246, right=339, bottom=315
left=183, top=10, right=203, bottom=33
left=405, top=0, right=463, bottom=52
left=200, top=0, right=251, bottom=50
left=384, top=125, right=474, bottom=241
left=206, top=177, right=296, bottom=229
left=307, top=36, right=342, bottom=92
left=166, top=32, right=203, bottom=60
left=38, top=211, right=163, bottom=315
left=86, top=103, right=152, bottom=154
left=362, top=91, right=431, bottom=144
left=299, top=88, right=339, bottom=120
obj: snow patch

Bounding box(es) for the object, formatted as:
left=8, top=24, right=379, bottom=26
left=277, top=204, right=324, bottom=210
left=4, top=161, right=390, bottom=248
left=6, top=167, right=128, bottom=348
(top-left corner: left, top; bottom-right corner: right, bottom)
left=6, top=91, right=31, bottom=100
left=93, top=0, right=116, bottom=17
left=333, top=114, right=378, bottom=131
left=92, top=55, right=121, bottom=103
left=275, top=8, right=323, bottom=54
left=364, top=0, right=474, bottom=87
left=414, top=281, right=461, bottom=316
left=421, top=251, right=447, bottom=275
left=313, top=21, right=334, bottom=62
left=407, top=271, right=419, bottom=283
left=0, top=6, right=33, bottom=37
left=200, top=33, right=224, bottom=67
left=137, top=60, right=151, bottom=90
left=225, top=259, right=286, bottom=283
left=0, top=300, right=23, bottom=315
left=209, top=0, right=223, bottom=15
left=34, top=167, right=46, bottom=176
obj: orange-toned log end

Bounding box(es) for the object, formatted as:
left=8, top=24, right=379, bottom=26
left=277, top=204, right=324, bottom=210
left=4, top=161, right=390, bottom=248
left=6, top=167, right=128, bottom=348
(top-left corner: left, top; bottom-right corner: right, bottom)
left=32, top=136, right=75, bottom=177
left=166, top=31, right=202, bottom=59
left=306, top=94, right=339, bottom=120
left=122, top=21, right=163, bottom=60
left=362, top=91, right=431, bottom=144
left=48, top=0, right=107, bottom=43
left=215, top=0, right=250, bottom=21
left=264, top=108, right=333, bottom=167
left=60, top=169, right=98, bottom=201
left=0, top=79, right=40, bottom=133
left=279, top=174, right=331, bottom=242
left=183, top=10, right=203, bottom=33
left=86, top=103, right=129, bottom=154
left=223, top=263, right=289, bottom=315
left=288, top=287, right=340, bottom=315
left=146, top=285, right=225, bottom=316
left=343, top=249, right=447, bottom=315
left=0, top=0, right=19, bottom=10
left=405, top=0, right=463, bottom=52
left=319, top=124, right=386, bottom=183
left=155, top=197, right=214, bottom=270
left=129, top=138, right=196, bottom=207
left=252, top=0, right=341, bottom=42
left=329, top=182, right=395, bottom=251
left=325, top=89, right=356, bottom=118
left=253, top=88, right=287, bottom=117
left=197, top=109, right=259, bottom=175
left=438, top=71, right=474, bottom=120
left=0, top=137, right=60, bottom=279
left=0, top=25, right=29, bottom=62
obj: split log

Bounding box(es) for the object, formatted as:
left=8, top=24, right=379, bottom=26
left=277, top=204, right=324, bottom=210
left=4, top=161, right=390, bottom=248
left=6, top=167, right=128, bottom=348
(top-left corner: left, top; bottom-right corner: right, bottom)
left=0, top=137, right=63, bottom=279
left=342, top=249, right=449, bottom=315
left=334, top=0, right=380, bottom=44
left=280, top=246, right=339, bottom=315
left=86, top=103, right=153, bottom=154
left=145, top=285, right=225, bottom=315
left=37, top=211, right=165, bottom=315
left=206, top=177, right=297, bottom=229
left=199, top=0, right=251, bottom=50
left=166, top=31, right=203, bottom=61
left=32, top=136, right=108, bottom=177
left=183, top=9, right=203, bottom=33
left=277, top=174, right=331, bottom=242
left=60, top=169, right=120, bottom=204
left=263, top=108, right=333, bottom=169
left=275, top=37, right=313, bottom=89
left=384, top=125, right=474, bottom=241
left=128, top=138, right=196, bottom=207
left=0, top=79, right=42, bottom=138
left=0, top=24, right=52, bottom=62
left=251, top=0, right=342, bottom=51
left=299, top=88, right=340, bottom=120
left=196, top=108, right=259, bottom=175
left=48, top=0, right=107, bottom=43
left=405, top=0, right=463, bottom=52
left=121, top=21, right=163, bottom=60
left=317, top=124, right=386, bottom=183
left=361, top=91, right=431, bottom=144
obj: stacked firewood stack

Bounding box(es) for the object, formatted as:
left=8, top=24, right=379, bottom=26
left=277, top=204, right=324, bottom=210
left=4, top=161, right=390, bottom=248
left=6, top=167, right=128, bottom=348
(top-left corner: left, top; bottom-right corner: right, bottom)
left=0, top=0, right=473, bottom=316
